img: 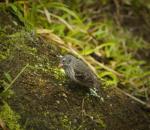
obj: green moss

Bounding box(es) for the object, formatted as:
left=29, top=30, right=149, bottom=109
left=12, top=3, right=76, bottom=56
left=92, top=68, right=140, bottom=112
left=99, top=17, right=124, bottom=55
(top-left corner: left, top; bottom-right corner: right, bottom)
left=60, top=115, right=72, bottom=130
left=53, top=68, right=65, bottom=80
left=0, top=101, right=23, bottom=130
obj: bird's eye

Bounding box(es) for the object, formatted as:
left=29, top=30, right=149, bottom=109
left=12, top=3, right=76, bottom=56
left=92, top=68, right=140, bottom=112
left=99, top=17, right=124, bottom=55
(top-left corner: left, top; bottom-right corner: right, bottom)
left=62, top=59, right=65, bottom=63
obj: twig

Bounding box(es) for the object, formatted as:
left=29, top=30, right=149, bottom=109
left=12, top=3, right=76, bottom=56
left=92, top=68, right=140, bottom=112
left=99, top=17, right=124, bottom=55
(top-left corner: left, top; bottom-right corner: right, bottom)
left=113, top=0, right=121, bottom=26
left=115, top=87, right=150, bottom=108
left=89, top=56, right=124, bottom=77
left=2, top=63, right=29, bottom=93
left=81, top=96, right=89, bottom=122
left=81, top=97, right=86, bottom=121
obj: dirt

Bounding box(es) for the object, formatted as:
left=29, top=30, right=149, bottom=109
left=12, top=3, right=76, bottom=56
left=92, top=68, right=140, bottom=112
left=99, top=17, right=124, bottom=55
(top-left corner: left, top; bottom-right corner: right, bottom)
left=0, top=9, right=150, bottom=130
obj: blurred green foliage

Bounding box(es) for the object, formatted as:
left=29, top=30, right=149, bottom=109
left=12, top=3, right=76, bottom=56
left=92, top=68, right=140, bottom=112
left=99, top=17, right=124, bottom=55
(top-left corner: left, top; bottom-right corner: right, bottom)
left=1, top=0, right=150, bottom=100
left=0, top=102, right=23, bottom=130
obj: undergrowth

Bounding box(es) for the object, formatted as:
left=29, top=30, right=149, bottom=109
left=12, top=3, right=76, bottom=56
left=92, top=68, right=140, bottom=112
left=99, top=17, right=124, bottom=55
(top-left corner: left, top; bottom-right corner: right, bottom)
left=0, top=1, right=150, bottom=130
left=0, top=101, right=23, bottom=130
left=1, top=0, right=150, bottom=106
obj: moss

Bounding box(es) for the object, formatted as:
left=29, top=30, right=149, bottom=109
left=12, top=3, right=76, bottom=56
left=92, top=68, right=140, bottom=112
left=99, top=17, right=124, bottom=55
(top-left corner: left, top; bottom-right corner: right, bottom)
left=60, top=115, right=72, bottom=130
left=0, top=101, right=23, bottom=130
left=53, top=68, right=66, bottom=80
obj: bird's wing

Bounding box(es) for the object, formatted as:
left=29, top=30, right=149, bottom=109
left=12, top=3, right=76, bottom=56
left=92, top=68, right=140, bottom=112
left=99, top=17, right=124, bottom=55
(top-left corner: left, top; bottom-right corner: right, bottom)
left=73, top=60, right=95, bottom=88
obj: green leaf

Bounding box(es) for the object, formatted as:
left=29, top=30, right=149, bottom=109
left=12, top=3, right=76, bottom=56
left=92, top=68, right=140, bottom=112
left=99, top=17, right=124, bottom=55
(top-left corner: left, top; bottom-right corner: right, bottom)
left=98, top=71, right=118, bottom=86
left=4, top=73, right=12, bottom=83
left=45, top=2, right=82, bottom=23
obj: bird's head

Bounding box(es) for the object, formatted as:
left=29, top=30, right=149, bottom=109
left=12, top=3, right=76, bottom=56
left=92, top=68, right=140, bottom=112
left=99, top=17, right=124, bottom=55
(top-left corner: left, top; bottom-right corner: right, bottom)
left=59, top=55, right=75, bottom=69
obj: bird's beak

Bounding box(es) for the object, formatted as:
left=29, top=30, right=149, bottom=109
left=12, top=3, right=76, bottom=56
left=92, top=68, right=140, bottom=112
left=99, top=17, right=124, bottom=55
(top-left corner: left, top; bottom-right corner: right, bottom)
left=58, top=63, right=63, bottom=68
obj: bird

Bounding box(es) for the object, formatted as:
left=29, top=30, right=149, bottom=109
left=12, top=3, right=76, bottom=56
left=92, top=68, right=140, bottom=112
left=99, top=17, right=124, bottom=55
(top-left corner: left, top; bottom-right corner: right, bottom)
left=59, top=54, right=103, bottom=99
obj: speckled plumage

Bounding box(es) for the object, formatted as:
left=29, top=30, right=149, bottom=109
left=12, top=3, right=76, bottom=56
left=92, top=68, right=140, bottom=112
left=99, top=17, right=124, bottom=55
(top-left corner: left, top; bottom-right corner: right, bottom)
left=59, top=55, right=101, bottom=97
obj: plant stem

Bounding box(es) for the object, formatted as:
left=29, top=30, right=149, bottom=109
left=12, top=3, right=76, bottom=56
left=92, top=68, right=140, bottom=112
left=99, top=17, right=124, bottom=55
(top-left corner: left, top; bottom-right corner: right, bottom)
left=2, top=63, right=29, bottom=93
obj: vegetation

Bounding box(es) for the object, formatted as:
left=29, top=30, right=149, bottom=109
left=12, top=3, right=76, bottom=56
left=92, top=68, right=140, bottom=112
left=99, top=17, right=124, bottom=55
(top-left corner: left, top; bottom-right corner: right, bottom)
left=0, top=102, right=22, bottom=130
left=0, top=0, right=150, bottom=130
left=4, top=0, right=149, bottom=98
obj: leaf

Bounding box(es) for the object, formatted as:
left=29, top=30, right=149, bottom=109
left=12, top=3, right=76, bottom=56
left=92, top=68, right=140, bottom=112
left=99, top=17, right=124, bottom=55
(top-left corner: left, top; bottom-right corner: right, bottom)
left=9, top=4, right=25, bottom=23
left=81, top=42, right=115, bottom=55
left=98, top=71, right=118, bottom=86
left=50, top=13, right=73, bottom=30
left=4, top=73, right=12, bottom=83
left=2, top=80, right=9, bottom=88
left=81, top=48, right=95, bottom=55
left=65, top=37, right=85, bottom=47
left=45, top=2, right=82, bottom=23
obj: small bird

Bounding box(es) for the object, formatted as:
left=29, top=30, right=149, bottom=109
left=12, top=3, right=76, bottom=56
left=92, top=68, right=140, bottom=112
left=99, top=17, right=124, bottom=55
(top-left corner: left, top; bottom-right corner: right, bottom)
left=59, top=54, right=102, bottom=98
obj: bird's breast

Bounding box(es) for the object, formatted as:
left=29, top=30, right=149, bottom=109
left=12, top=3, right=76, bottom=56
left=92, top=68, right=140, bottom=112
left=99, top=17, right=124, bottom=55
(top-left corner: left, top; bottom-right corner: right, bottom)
left=65, top=67, right=76, bottom=82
